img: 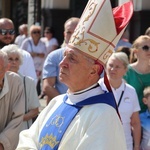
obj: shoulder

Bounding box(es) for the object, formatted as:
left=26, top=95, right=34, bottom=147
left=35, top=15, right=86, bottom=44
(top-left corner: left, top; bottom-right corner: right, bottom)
left=124, top=82, right=138, bottom=97
left=6, top=71, right=20, bottom=78
left=80, top=103, right=120, bottom=126
left=50, top=47, right=65, bottom=55
left=24, top=76, right=35, bottom=82
left=19, top=49, right=30, bottom=56
left=6, top=71, right=23, bottom=84
left=125, top=83, right=136, bottom=91
left=140, top=111, right=147, bottom=120
left=51, top=38, right=58, bottom=43
left=22, top=37, right=31, bottom=44
left=46, top=47, right=65, bottom=59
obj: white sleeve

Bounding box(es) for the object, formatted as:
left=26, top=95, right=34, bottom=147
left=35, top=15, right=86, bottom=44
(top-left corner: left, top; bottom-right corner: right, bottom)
left=18, top=49, right=37, bottom=84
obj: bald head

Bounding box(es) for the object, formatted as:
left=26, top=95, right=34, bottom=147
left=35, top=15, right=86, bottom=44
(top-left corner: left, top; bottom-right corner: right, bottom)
left=0, top=18, right=15, bottom=48
left=63, top=17, right=79, bottom=46
left=0, top=18, right=14, bottom=29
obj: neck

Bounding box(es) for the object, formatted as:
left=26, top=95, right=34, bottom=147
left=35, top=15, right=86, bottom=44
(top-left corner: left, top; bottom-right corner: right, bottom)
left=132, top=60, right=150, bottom=74
left=0, top=41, right=7, bottom=49
left=33, top=39, right=39, bottom=45
left=68, top=82, right=99, bottom=94
left=109, top=79, right=122, bottom=90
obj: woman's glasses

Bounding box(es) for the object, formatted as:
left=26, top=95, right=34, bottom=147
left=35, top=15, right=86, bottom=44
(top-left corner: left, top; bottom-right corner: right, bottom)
left=141, top=45, right=150, bottom=52
left=32, top=31, right=41, bottom=34
left=0, top=29, right=15, bottom=35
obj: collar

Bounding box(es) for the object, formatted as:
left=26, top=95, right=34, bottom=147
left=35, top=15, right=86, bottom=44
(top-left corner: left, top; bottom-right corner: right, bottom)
left=73, top=83, right=100, bottom=95
left=66, top=84, right=104, bottom=105
left=99, top=78, right=125, bottom=92
left=111, top=80, right=125, bottom=92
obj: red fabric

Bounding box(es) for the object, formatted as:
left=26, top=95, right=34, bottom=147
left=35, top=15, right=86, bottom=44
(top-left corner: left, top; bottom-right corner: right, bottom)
left=113, top=1, right=133, bottom=34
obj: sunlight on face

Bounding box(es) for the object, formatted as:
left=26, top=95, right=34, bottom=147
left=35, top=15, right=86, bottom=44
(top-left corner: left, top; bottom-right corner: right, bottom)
left=59, top=47, right=94, bottom=91
left=8, top=54, right=20, bottom=73
left=106, top=57, right=127, bottom=80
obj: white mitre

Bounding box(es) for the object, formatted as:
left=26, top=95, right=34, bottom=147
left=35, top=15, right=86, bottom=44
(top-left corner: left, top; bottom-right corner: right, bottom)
left=68, top=0, right=133, bottom=65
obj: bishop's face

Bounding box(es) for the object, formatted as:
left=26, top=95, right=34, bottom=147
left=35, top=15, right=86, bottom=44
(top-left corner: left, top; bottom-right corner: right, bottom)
left=59, top=47, right=95, bottom=92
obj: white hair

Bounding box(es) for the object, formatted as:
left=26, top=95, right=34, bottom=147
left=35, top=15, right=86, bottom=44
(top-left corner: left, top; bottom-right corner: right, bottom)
left=1, top=44, right=23, bottom=65
left=110, top=52, right=129, bottom=68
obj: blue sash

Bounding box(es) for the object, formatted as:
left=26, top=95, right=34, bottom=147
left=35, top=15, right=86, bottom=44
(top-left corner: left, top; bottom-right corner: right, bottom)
left=39, top=92, right=116, bottom=150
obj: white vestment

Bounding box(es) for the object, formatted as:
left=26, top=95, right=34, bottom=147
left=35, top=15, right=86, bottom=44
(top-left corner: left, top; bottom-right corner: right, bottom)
left=16, top=85, right=127, bottom=150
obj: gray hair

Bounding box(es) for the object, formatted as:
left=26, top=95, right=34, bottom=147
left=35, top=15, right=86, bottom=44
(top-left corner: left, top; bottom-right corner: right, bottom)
left=1, top=44, right=23, bottom=65
left=110, top=52, right=129, bottom=68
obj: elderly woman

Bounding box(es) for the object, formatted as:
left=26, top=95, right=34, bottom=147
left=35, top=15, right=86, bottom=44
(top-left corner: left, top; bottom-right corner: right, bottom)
left=99, top=52, right=141, bottom=150
left=1, top=44, right=40, bottom=130
left=124, top=35, right=150, bottom=113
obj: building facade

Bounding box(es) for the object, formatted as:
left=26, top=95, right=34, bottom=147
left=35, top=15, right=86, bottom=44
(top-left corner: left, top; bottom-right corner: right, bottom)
left=0, top=0, right=149, bottom=45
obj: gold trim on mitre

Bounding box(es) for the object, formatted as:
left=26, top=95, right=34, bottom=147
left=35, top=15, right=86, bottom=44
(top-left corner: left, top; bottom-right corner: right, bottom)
left=68, top=0, right=133, bottom=65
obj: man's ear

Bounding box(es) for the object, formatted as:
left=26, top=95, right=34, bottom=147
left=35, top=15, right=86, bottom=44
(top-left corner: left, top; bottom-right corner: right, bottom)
left=90, top=64, right=100, bottom=75
left=142, top=97, right=148, bottom=105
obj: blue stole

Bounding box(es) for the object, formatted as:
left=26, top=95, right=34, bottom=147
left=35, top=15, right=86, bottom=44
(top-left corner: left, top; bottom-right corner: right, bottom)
left=39, top=92, right=116, bottom=150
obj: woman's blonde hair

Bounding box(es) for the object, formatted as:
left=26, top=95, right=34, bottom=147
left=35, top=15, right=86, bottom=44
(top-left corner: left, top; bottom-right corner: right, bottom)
left=109, top=52, right=129, bottom=68
left=132, top=35, right=150, bottom=49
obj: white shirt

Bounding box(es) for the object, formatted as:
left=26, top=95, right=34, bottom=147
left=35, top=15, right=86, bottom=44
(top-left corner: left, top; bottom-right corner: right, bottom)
left=99, top=78, right=140, bottom=150
left=19, top=49, right=37, bottom=84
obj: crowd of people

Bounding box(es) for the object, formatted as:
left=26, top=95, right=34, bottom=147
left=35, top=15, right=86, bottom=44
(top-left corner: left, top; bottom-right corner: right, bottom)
left=0, top=0, right=150, bottom=149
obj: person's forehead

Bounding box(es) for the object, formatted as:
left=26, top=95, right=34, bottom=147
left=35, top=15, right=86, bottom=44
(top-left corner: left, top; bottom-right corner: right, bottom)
left=31, top=28, right=40, bottom=31
left=107, top=56, right=118, bottom=63
left=65, top=47, right=82, bottom=57
left=142, top=39, right=150, bottom=44
left=0, top=21, right=14, bottom=29
left=108, top=56, right=124, bottom=65
left=8, top=53, right=19, bottom=57
left=65, top=22, right=77, bottom=31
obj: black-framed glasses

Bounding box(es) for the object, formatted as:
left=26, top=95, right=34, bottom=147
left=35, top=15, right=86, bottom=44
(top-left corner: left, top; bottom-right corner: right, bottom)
left=141, top=45, right=150, bottom=51
left=32, top=31, right=41, bottom=34
left=0, top=29, right=15, bottom=35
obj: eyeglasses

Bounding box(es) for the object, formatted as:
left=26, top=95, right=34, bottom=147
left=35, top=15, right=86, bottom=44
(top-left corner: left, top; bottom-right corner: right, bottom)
left=44, top=32, right=50, bottom=34
left=32, top=31, right=41, bottom=34
left=0, top=29, right=15, bottom=35
left=141, top=45, right=150, bottom=51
